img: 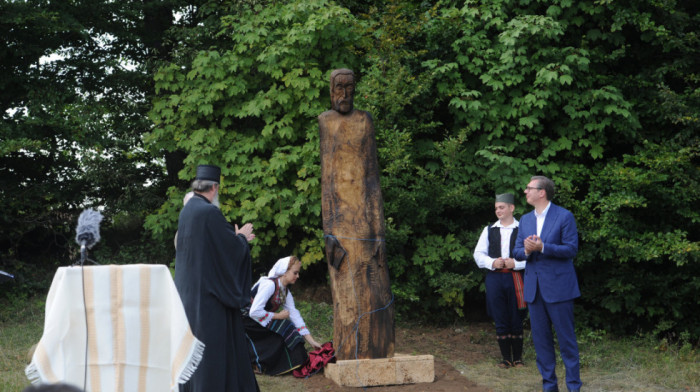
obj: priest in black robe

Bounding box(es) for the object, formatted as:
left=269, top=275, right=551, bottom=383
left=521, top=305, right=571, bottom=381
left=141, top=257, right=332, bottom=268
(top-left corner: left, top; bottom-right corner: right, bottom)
left=175, top=164, right=260, bottom=392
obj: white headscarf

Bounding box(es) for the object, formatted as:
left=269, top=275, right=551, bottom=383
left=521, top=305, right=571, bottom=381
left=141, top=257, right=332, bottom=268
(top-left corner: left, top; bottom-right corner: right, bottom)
left=268, top=256, right=291, bottom=278
left=252, top=256, right=291, bottom=290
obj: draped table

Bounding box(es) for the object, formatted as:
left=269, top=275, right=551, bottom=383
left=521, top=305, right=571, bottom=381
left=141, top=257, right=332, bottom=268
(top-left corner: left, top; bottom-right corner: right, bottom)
left=26, top=264, right=204, bottom=392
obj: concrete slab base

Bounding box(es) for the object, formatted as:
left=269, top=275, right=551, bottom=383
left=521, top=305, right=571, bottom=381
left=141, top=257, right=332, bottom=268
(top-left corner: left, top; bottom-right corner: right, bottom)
left=324, top=354, right=435, bottom=387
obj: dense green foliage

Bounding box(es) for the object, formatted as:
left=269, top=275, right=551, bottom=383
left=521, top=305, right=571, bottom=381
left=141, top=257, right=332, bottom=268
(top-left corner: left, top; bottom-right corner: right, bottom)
left=146, top=0, right=699, bottom=336
left=1, top=0, right=196, bottom=278
left=2, top=0, right=698, bottom=340
left=146, top=0, right=362, bottom=266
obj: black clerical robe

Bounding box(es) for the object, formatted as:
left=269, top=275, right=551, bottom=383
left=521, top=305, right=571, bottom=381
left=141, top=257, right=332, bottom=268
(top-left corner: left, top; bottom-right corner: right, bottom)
left=175, top=193, right=259, bottom=392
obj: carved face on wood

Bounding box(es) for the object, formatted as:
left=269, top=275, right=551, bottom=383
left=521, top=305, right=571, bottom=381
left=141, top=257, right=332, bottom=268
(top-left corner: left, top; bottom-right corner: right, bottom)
left=331, top=70, right=355, bottom=114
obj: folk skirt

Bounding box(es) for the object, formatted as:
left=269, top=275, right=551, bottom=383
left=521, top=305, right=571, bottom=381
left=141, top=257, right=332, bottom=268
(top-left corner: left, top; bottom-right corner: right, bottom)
left=243, top=317, right=308, bottom=376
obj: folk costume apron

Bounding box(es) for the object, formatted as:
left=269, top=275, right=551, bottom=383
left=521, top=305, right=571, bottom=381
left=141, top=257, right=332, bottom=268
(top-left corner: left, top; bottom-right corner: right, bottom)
left=242, top=278, right=307, bottom=375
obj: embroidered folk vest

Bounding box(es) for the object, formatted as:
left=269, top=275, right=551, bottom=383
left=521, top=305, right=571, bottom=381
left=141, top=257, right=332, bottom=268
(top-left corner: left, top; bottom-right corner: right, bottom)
left=249, top=277, right=287, bottom=312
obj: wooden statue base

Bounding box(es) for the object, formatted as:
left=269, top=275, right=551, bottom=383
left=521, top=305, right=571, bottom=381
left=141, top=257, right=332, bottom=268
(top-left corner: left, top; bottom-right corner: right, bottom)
left=324, top=354, right=434, bottom=387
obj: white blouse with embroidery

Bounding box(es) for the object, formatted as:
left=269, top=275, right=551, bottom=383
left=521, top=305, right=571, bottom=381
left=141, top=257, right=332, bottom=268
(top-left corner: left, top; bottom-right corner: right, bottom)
left=248, top=278, right=309, bottom=335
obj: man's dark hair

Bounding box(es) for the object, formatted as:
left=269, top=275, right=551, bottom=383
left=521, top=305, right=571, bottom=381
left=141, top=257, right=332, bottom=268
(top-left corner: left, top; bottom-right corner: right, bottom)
left=531, top=175, right=555, bottom=200
left=23, top=383, right=84, bottom=392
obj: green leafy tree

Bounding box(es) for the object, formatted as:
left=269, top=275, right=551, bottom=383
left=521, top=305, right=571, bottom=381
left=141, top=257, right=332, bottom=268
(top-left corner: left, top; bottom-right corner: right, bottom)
left=144, top=0, right=700, bottom=339
left=578, top=141, right=699, bottom=337
left=6, top=0, right=693, bottom=338
left=420, top=0, right=699, bottom=334
left=0, top=0, right=196, bottom=285
left=146, top=0, right=362, bottom=267
left=353, top=0, right=483, bottom=317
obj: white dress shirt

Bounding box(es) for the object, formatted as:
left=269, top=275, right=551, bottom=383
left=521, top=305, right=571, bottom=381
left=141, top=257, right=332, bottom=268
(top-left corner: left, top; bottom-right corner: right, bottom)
left=534, top=201, right=552, bottom=254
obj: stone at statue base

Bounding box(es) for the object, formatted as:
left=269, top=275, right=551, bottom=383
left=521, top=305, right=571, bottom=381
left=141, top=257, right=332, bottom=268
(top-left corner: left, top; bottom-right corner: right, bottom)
left=324, top=354, right=434, bottom=387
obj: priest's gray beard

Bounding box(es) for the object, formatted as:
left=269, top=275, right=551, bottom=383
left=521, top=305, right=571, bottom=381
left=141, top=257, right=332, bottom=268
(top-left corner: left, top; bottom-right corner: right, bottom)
left=212, top=193, right=220, bottom=208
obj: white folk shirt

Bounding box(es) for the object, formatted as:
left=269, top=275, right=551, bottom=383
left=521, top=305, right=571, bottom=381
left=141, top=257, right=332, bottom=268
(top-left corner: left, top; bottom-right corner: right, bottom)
left=248, top=278, right=309, bottom=336
left=473, top=219, right=526, bottom=271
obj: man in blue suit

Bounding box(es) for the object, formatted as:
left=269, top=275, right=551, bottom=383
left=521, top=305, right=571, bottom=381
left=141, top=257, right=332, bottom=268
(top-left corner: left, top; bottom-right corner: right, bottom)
left=513, top=176, right=582, bottom=392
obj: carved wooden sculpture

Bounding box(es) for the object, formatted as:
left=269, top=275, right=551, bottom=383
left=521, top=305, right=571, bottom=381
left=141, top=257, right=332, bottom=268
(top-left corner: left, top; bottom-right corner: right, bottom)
left=319, top=69, right=395, bottom=360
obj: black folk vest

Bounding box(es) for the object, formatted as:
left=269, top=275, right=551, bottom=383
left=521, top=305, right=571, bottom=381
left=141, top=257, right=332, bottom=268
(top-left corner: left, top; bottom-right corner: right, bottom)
left=487, top=224, right=518, bottom=259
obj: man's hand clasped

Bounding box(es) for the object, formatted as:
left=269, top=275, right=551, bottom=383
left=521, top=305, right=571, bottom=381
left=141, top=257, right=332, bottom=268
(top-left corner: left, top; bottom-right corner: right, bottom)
left=524, top=234, right=543, bottom=255
left=493, top=257, right=516, bottom=269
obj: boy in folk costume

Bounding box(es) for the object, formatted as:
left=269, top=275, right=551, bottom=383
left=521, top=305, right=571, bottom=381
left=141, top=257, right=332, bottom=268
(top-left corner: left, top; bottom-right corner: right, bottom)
left=473, top=193, right=528, bottom=368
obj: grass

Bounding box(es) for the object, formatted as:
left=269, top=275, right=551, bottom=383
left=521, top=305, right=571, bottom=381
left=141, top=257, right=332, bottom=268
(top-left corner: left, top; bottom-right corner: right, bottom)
left=2, top=294, right=699, bottom=392
left=0, top=295, right=335, bottom=392
left=457, top=341, right=699, bottom=392
left=0, top=294, right=45, bottom=392
left=452, top=327, right=700, bottom=392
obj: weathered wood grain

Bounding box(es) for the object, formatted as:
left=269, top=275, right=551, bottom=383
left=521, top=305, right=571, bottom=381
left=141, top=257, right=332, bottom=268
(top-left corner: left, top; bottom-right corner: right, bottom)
left=319, top=106, right=395, bottom=360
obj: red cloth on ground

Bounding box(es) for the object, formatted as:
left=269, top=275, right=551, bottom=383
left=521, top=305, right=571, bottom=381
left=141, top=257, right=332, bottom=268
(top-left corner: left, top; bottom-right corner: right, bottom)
left=292, top=342, right=335, bottom=378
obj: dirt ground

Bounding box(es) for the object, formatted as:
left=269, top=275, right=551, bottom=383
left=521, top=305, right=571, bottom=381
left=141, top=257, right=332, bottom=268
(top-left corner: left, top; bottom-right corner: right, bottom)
left=300, top=325, right=495, bottom=392
left=294, top=285, right=496, bottom=392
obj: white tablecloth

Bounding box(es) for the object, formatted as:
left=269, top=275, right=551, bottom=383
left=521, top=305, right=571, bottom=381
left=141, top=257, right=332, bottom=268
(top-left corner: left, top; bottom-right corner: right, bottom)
left=26, top=264, right=204, bottom=392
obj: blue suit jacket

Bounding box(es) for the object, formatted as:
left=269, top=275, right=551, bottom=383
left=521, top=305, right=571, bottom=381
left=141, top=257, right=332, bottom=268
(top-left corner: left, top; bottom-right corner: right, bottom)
left=513, top=203, right=580, bottom=303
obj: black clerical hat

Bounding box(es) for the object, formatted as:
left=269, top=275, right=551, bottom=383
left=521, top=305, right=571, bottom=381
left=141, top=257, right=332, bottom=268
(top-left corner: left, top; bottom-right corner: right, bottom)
left=195, top=164, right=221, bottom=183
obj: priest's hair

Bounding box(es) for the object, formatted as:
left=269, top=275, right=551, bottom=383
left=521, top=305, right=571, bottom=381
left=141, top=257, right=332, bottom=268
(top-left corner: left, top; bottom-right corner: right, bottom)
left=191, top=180, right=217, bottom=192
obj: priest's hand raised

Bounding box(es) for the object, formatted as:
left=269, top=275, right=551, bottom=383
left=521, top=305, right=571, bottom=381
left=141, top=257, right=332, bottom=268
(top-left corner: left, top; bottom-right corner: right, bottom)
left=235, top=223, right=255, bottom=242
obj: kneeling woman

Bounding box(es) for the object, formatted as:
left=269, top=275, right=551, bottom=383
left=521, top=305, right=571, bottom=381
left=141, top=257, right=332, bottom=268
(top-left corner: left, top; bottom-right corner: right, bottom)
left=243, top=256, right=322, bottom=375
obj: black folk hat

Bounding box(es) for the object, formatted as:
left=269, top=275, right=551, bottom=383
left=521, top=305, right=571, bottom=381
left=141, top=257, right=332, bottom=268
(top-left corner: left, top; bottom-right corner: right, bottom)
left=195, top=164, right=221, bottom=183
left=495, top=193, right=515, bottom=205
